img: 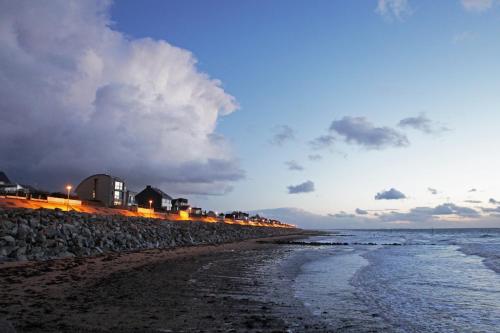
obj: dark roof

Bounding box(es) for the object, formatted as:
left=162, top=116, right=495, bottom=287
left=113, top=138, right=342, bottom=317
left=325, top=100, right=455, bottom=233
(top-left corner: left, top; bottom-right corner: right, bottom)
left=149, top=186, right=173, bottom=200
left=76, top=174, right=125, bottom=192
left=0, top=171, right=12, bottom=184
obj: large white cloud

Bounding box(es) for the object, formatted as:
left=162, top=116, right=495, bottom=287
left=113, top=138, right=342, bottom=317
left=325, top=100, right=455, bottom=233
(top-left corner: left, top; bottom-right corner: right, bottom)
left=0, top=0, right=243, bottom=194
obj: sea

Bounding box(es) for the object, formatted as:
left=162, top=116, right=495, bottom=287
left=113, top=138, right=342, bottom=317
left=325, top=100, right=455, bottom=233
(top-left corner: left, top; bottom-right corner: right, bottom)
left=291, top=229, right=500, bottom=332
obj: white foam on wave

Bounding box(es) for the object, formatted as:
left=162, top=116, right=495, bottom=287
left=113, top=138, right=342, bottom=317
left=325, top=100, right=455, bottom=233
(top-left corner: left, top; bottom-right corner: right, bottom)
left=459, top=243, right=500, bottom=273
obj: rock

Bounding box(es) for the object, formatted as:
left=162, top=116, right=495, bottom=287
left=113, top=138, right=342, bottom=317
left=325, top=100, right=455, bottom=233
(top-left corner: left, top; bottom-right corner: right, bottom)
left=16, top=224, right=31, bottom=240
left=0, top=318, right=16, bottom=333
left=1, top=235, right=15, bottom=246
left=45, top=226, right=58, bottom=239
left=35, top=231, right=47, bottom=244
left=0, top=220, right=14, bottom=231
left=0, top=207, right=296, bottom=262
left=62, top=223, right=77, bottom=236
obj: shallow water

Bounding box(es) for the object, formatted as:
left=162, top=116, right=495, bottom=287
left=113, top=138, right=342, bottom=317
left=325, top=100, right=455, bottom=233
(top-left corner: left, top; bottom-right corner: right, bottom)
left=292, top=229, right=500, bottom=332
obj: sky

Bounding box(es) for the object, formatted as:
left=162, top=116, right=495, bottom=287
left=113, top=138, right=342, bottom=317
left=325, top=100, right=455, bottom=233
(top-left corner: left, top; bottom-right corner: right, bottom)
left=1, top=0, right=500, bottom=228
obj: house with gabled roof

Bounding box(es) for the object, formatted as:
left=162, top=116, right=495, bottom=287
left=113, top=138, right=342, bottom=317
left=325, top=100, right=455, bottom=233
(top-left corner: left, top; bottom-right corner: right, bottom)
left=135, top=185, right=173, bottom=211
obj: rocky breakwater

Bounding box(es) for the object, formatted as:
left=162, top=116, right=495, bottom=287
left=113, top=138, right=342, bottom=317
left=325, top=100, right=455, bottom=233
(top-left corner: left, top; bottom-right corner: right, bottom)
left=0, top=208, right=297, bottom=262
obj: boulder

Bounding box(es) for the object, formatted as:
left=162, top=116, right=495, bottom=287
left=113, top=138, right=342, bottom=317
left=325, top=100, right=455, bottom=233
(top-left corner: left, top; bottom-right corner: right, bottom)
left=0, top=235, right=16, bottom=247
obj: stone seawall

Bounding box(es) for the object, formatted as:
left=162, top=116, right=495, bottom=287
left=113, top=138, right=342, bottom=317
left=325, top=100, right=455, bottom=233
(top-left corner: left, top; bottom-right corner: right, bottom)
left=0, top=208, right=297, bottom=262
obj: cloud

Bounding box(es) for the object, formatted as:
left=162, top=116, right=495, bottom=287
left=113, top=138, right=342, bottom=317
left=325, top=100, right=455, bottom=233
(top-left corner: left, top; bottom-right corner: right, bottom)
left=461, top=0, right=494, bottom=12
left=380, top=203, right=480, bottom=223
left=376, top=0, right=412, bottom=20
left=464, top=200, right=482, bottom=204
left=375, top=188, right=407, bottom=200
left=309, top=135, right=336, bottom=150
left=355, top=208, right=369, bottom=215
left=482, top=206, right=500, bottom=213
left=452, top=31, right=476, bottom=44
left=398, top=113, right=449, bottom=134
left=308, top=154, right=322, bottom=161
left=330, top=117, right=409, bottom=150
left=469, top=188, right=478, bottom=192
left=270, top=125, right=295, bottom=146
left=432, top=203, right=479, bottom=217
left=287, top=180, right=315, bottom=194
left=0, top=1, right=243, bottom=194
left=490, top=198, right=500, bottom=204
left=247, top=207, right=371, bottom=229
left=285, top=160, right=304, bottom=171
left=428, top=187, right=438, bottom=195
left=328, top=211, right=356, bottom=219
left=250, top=205, right=498, bottom=229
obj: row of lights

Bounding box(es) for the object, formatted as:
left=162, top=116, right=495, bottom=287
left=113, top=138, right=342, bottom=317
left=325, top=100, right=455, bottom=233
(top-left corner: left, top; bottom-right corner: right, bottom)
left=64, top=184, right=153, bottom=217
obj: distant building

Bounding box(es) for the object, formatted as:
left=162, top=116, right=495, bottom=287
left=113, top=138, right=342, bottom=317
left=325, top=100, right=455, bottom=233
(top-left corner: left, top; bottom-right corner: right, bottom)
left=127, top=190, right=137, bottom=207
left=75, top=174, right=128, bottom=207
left=225, top=211, right=249, bottom=220
left=172, top=198, right=189, bottom=212
left=0, top=171, right=27, bottom=194
left=135, top=185, right=172, bottom=211
left=190, top=207, right=202, bottom=216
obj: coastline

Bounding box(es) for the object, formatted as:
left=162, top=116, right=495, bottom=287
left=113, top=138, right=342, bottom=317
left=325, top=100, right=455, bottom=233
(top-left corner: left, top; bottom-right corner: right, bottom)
left=0, top=231, right=329, bottom=332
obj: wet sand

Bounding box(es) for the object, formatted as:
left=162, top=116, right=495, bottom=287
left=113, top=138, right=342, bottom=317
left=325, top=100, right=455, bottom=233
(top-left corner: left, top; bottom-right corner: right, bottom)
left=0, top=232, right=331, bottom=332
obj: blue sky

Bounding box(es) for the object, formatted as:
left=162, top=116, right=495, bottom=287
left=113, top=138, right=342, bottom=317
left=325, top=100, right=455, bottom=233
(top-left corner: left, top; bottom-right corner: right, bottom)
left=2, top=0, right=500, bottom=228
left=111, top=1, right=500, bottom=219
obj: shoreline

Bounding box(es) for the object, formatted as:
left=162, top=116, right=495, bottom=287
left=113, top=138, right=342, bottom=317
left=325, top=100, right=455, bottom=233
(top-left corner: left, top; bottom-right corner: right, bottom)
left=0, top=231, right=328, bottom=332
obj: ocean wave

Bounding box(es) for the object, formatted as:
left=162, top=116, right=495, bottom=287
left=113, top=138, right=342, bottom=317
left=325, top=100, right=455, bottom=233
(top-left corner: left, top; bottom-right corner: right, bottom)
left=459, top=243, right=500, bottom=274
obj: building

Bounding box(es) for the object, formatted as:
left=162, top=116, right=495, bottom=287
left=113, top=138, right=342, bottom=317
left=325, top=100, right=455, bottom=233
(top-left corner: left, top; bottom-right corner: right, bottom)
left=171, top=198, right=189, bottom=212
left=126, top=190, right=137, bottom=207
left=0, top=171, right=27, bottom=194
left=190, top=207, right=203, bottom=216
left=75, top=174, right=128, bottom=207
left=135, top=185, right=172, bottom=211
left=225, top=211, right=250, bottom=221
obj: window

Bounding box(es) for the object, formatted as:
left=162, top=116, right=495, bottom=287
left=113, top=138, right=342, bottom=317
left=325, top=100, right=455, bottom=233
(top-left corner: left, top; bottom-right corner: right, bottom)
left=114, top=181, right=123, bottom=190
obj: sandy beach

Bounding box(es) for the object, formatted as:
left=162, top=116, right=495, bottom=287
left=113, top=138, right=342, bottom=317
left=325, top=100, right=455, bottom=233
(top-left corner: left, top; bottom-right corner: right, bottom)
left=0, top=232, right=330, bottom=333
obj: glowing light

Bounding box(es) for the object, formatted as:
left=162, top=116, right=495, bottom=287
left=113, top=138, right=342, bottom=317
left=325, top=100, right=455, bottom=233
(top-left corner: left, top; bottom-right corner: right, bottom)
left=179, top=210, right=189, bottom=220
left=0, top=197, right=294, bottom=228
left=65, top=184, right=72, bottom=211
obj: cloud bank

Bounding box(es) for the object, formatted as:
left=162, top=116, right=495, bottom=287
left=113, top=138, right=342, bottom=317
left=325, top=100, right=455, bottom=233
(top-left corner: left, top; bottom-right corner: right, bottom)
left=0, top=0, right=243, bottom=194
left=250, top=204, right=499, bottom=229
left=287, top=181, right=315, bottom=194
left=380, top=203, right=480, bottom=223
left=330, top=117, right=409, bottom=150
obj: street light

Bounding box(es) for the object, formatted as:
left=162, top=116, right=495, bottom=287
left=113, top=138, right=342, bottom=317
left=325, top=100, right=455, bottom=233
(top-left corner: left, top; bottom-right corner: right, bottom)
left=149, top=200, right=153, bottom=218
left=66, top=185, right=72, bottom=212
